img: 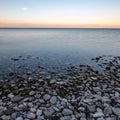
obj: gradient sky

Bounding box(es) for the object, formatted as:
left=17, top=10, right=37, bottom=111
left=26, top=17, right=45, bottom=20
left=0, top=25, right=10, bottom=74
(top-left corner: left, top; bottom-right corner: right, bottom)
left=0, top=0, right=120, bottom=28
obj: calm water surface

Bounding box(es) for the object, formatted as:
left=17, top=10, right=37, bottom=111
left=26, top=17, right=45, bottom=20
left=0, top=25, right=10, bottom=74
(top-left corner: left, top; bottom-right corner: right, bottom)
left=0, top=28, right=120, bottom=74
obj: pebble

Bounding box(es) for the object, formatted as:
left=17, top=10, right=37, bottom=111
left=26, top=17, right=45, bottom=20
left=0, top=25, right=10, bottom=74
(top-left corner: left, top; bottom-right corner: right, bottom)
left=43, top=94, right=51, bottom=101
left=112, top=107, right=120, bottom=116
left=29, top=91, right=35, bottom=96
left=62, top=108, right=73, bottom=115
left=104, top=107, right=112, bottom=115
left=0, top=55, right=120, bottom=120
left=50, top=96, right=57, bottom=104
left=27, top=112, right=36, bottom=119
left=92, top=112, right=104, bottom=118
left=15, top=117, right=23, bottom=120
left=44, top=107, right=54, bottom=116
left=36, top=109, right=42, bottom=116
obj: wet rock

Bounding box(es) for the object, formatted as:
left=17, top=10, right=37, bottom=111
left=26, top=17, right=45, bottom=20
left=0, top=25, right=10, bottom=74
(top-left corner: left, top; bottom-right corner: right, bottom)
left=8, top=72, right=14, bottom=76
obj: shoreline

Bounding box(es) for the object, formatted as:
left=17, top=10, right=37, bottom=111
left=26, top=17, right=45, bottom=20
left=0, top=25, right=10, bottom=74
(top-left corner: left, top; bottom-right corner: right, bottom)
left=0, top=55, right=120, bottom=120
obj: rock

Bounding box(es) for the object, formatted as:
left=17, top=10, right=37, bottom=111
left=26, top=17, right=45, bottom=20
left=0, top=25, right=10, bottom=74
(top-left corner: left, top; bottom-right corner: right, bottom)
left=11, top=112, right=18, bottom=119
left=8, top=72, right=14, bottom=76
left=50, top=96, right=57, bottom=104
left=12, top=95, right=23, bottom=102
left=1, top=115, right=11, bottom=120
left=50, top=79, right=56, bottom=84
left=62, top=108, right=73, bottom=115
left=91, top=77, right=97, bottom=80
left=60, top=116, right=71, bottom=120
left=53, top=106, right=60, bottom=112
left=80, top=117, right=87, bottom=120
left=4, top=108, right=14, bottom=115
left=78, top=107, right=85, bottom=112
left=44, top=107, right=54, bottom=116
left=29, top=91, right=35, bottom=96
left=104, top=107, right=112, bottom=115
left=43, top=94, right=51, bottom=101
left=112, top=107, right=120, bottom=116
left=56, top=81, right=66, bottom=85
left=30, top=108, right=36, bottom=112
left=92, top=112, right=104, bottom=118
left=83, top=98, right=92, bottom=103
left=36, top=109, right=42, bottom=116
left=93, top=87, right=101, bottom=92
left=87, top=105, right=96, bottom=113
left=102, top=96, right=111, bottom=103
left=8, top=93, right=15, bottom=98
left=27, top=112, right=36, bottom=119
left=0, top=109, right=3, bottom=116
left=15, top=117, right=23, bottom=120
left=97, top=118, right=105, bottom=120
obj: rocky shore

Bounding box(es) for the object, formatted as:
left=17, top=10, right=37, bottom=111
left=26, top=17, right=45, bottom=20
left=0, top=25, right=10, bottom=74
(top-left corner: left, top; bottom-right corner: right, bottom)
left=0, top=55, right=120, bottom=120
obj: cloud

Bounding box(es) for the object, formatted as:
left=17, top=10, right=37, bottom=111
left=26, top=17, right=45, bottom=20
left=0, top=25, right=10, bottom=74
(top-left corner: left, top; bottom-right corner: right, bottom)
left=21, top=7, right=28, bottom=11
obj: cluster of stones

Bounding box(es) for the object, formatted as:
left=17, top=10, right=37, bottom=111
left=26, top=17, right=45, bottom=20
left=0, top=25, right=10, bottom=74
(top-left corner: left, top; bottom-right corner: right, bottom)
left=0, top=56, right=120, bottom=120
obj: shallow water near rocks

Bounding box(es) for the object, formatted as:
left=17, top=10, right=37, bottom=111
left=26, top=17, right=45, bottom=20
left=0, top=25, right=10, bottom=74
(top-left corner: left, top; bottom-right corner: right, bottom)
left=0, top=28, right=120, bottom=77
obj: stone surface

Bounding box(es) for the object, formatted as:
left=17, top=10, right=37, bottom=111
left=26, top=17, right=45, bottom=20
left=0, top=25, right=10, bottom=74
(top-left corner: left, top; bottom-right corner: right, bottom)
left=112, top=107, right=120, bottom=116
left=43, top=94, right=51, bottom=101
left=62, top=108, right=73, bottom=115
left=15, top=117, right=23, bottom=120
left=92, top=112, right=104, bottom=118
left=50, top=96, right=57, bottom=104
left=44, top=107, right=54, bottom=116
left=36, top=109, right=42, bottom=116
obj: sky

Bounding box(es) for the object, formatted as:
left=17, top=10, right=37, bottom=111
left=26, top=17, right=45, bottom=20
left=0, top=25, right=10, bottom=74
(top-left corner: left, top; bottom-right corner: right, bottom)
left=0, top=0, right=120, bottom=28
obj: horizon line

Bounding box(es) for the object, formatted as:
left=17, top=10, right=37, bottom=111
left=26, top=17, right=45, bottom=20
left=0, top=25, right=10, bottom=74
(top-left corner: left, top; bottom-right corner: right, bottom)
left=0, top=27, right=120, bottom=29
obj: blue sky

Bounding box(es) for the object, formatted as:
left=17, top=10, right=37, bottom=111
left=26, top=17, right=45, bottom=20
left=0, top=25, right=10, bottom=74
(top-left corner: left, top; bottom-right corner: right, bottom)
left=0, top=0, right=120, bottom=28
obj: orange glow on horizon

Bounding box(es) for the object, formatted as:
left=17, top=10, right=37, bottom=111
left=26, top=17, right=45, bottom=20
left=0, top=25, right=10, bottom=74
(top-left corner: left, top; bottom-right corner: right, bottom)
left=0, top=20, right=120, bottom=28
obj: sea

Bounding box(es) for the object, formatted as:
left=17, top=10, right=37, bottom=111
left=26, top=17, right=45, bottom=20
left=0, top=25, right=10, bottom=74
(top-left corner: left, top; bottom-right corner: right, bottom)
left=0, top=28, right=120, bottom=77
